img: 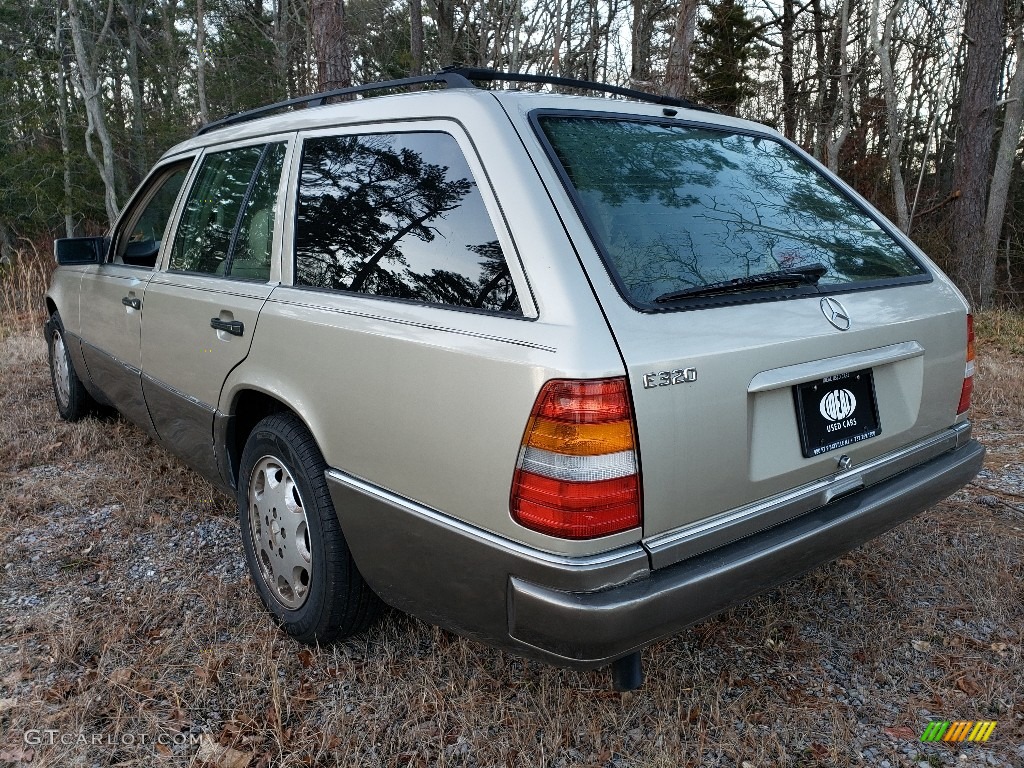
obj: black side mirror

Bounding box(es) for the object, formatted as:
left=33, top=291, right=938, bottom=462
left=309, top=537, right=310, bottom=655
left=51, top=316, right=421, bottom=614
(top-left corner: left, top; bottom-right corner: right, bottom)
left=54, top=236, right=109, bottom=265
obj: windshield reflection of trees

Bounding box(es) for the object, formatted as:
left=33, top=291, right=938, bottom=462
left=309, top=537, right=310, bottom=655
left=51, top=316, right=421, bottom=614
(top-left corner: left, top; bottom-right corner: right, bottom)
left=295, top=134, right=519, bottom=313
left=543, top=119, right=921, bottom=303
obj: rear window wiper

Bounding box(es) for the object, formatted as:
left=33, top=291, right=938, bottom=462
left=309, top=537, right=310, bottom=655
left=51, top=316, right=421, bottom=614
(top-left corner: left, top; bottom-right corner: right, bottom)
left=653, top=263, right=829, bottom=303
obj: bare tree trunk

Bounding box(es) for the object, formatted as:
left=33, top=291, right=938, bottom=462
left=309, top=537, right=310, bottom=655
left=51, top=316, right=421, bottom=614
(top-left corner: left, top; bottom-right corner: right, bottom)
left=825, top=0, right=851, bottom=172
left=55, top=1, right=75, bottom=237
left=630, top=0, right=656, bottom=86
left=663, top=0, right=698, bottom=99
left=67, top=0, right=119, bottom=225
left=410, top=0, right=424, bottom=75
left=779, top=0, right=796, bottom=139
left=160, top=0, right=182, bottom=116
left=430, top=0, right=456, bottom=67
left=952, top=0, right=1005, bottom=307
left=981, top=7, right=1024, bottom=305
left=869, top=0, right=910, bottom=232
left=511, top=0, right=523, bottom=71
left=274, top=0, right=292, bottom=95
left=553, top=0, right=563, bottom=75
left=119, top=1, right=147, bottom=174
left=196, top=0, right=209, bottom=123
left=586, top=0, right=596, bottom=79
left=810, top=0, right=827, bottom=158
left=312, top=0, right=353, bottom=91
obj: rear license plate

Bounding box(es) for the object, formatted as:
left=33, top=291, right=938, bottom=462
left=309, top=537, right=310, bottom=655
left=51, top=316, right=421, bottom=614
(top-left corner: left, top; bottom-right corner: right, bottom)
left=794, top=368, right=881, bottom=458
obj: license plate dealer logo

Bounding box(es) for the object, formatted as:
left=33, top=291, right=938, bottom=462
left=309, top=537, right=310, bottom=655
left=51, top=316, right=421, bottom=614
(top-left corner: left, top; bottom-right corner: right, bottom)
left=820, top=388, right=857, bottom=421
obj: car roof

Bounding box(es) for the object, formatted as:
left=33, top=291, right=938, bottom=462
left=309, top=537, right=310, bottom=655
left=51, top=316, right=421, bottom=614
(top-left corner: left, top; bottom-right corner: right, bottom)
left=162, top=78, right=783, bottom=160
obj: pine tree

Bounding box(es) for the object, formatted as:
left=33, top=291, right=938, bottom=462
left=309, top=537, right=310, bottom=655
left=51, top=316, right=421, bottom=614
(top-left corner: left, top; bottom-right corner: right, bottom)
left=691, top=0, right=767, bottom=115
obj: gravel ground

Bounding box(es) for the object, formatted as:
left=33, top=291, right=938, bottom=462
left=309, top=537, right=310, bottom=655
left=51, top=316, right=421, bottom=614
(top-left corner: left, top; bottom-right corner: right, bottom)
left=1, top=329, right=1022, bottom=768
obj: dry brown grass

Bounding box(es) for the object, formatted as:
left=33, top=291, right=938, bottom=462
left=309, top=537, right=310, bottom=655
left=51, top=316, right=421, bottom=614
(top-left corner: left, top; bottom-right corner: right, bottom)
left=1, top=284, right=1022, bottom=766
left=0, top=239, right=52, bottom=339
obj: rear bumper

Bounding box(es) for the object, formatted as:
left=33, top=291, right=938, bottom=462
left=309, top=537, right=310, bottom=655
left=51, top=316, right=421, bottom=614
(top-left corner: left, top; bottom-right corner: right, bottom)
left=328, top=436, right=984, bottom=669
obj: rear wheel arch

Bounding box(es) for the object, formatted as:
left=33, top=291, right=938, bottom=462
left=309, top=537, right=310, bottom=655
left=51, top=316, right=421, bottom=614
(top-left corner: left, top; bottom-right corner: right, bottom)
left=225, top=388, right=287, bottom=489
left=223, top=389, right=321, bottom=491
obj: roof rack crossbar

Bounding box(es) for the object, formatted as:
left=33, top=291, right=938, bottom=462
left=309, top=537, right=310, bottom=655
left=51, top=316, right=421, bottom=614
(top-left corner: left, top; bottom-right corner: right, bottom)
left=195, top=67, right=710, bottom=137
left=443, top=67, right=705, bottom=111
left=195, top=71, right=475, bottom=136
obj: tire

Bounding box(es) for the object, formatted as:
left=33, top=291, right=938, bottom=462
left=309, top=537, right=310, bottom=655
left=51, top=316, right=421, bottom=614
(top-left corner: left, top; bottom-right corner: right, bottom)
left=47, top=312, right=93, bottom=422
left=238, top=411, right=382, bottom=644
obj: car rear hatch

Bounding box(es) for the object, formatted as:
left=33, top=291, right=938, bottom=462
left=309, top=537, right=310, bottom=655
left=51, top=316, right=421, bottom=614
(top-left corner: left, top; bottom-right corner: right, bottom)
left=531, top=110, right=972, bottom=557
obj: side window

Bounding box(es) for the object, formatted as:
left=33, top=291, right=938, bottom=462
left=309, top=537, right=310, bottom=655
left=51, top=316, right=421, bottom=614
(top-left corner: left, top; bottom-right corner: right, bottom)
left=169, top=142, right=285, bottom=280
left=113, top=162, right=191, bottom=268
left=294, top=132, right=521, bottom=314
left=230, top=143, right=287, bottom=281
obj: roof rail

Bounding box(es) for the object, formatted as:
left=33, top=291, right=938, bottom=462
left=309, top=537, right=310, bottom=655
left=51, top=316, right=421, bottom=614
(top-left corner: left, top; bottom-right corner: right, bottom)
left=194, top=70, right=475, bottom=136
left=194, top=67, right=710, bottom=136
left=443, top=67, right=709, bottom=111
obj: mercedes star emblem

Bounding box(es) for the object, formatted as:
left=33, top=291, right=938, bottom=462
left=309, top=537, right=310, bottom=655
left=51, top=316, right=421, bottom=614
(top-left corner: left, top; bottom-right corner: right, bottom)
left=820, top=296, right=851, bottom=331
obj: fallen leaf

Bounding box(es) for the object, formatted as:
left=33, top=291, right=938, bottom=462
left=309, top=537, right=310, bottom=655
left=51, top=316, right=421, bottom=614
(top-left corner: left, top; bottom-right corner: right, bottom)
left=156, top=743, right=172, bottom=756
left=108, top=667, right=132, bottom=685
left=194, top=664, right=219, bottom=686
left=0, top=697, right=17, bottom=712
left=809, top=742, right=829, bottom=759
left=911, top=639, right=931, bottom=652
left=883, top=726, right=917, bottom=740
left=297, top=649, right=314, bottom=668
left=406, top=720, right=439, bottom=739
left=0, top=747, right=34, bottom=763
left=264, top=704, right=279, bottom=728
left=196, top=734, right=253, bottom=768
left=991, top=642, right=1009, bottom=653
left=42, top=680, right=75, bottom=702
left=80, top=542, right=94, bottom=556
left=956, top=676, right=982, bottom=695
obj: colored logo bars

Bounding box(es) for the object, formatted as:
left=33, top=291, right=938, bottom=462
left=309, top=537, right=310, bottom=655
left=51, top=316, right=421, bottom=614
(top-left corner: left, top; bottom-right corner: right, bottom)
left=920, top=721, right=997, bottom=742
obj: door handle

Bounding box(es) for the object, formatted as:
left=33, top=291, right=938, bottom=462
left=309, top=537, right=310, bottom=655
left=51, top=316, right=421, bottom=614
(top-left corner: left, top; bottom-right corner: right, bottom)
left=210, top=318, right=244, bottom=336
left=121, top=296, right=141, bottom=310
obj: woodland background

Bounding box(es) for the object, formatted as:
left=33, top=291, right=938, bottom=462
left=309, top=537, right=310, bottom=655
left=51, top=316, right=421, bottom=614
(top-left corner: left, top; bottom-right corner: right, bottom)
left=2, top=0, right=1024, bottom=309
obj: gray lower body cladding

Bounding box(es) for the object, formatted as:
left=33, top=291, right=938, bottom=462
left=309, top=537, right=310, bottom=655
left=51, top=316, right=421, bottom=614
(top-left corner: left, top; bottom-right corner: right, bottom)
left=326, top=437, right=985, bottom=669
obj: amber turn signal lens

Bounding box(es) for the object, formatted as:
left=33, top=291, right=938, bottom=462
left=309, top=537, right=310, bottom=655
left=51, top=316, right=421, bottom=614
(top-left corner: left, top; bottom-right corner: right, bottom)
left=511, top=377, right=641, bottom=539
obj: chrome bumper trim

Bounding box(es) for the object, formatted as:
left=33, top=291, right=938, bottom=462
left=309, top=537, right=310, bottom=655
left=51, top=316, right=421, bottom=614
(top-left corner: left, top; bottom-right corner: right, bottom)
left=644, top=423, right=972, bottom=569
left=509, top=438, right=984, bottom=666
left=326, top=435, right=981, bottom=669
left=325, top=468, right=649, bottom=587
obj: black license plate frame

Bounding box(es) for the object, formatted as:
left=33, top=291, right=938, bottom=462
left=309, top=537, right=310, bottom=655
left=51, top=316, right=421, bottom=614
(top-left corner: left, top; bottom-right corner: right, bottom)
left=794, top=368, right=881, bottom=458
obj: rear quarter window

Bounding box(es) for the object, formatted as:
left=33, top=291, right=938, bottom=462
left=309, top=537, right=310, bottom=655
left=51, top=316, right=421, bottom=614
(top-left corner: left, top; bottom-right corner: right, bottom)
left=537, top=115, right=926, bottom=308
left=293, top=131, right=521, bottom=315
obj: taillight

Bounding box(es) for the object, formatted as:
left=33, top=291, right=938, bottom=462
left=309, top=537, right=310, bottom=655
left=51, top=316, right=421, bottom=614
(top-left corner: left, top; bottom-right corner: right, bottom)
left=957, top=314, right=975, bottom=415
left=510, top=378, right=641, bottom=539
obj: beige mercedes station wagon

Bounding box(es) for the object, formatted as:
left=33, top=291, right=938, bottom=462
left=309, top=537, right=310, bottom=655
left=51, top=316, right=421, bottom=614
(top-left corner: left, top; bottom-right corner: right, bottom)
left=46, top=69, right=984, bottom=689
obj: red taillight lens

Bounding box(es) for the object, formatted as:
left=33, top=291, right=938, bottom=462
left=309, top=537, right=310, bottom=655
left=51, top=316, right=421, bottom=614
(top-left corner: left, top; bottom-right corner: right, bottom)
left=511, top=378, right=641, bottom=539
left=957, top=314, right=975, bottom=415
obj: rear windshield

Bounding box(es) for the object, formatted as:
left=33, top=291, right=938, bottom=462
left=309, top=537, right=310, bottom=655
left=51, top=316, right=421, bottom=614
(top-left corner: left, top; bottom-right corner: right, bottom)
left=538, top=115, right=926, bottom=307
